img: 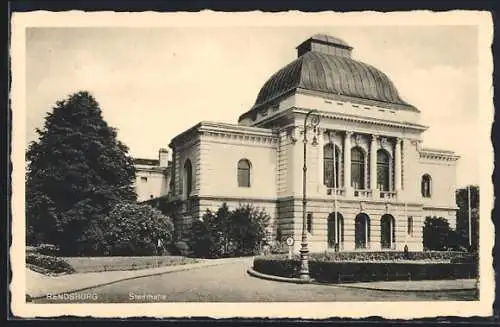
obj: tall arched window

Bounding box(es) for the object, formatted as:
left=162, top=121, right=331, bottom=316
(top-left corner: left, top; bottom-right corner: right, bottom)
left=355, top=213, right=370, bottom=249
left=421, top=174, right=432, bottom=197
left=328, top=212, right=344, bottom=249
left=377, top=150, right=390, bottom=191
left=323, top=143, right=340, bottom=188
left=183, top=159, right=193, bottom=197
left=351, top=147, right=365, bottom=189
left=380, top=214, right=395, bottom=249
left=237, top=159, right=251, bottom=187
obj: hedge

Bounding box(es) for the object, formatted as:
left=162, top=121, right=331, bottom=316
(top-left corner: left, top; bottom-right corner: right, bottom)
left=267, top=250, right=473, bottom=262
left=26, top=253, right=75, bottom=274
left=253, top=257, right=478, bottom=283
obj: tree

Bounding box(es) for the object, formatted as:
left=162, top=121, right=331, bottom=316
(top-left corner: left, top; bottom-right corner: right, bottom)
left=26, top=91, right=137, bottom=255
left=103, top=202, right=174, bottom=256
left=423, top=216, right=451, bottom=251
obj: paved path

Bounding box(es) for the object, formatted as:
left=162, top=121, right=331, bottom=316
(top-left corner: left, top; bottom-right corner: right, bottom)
left=26, top=257, right=249, bottom=299
left=31, top=258, right=478, bottom=303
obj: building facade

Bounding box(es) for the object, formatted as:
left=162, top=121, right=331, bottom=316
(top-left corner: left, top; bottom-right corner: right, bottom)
left=133, top=148, right=172, bottom=202
left=168, top=34, right=460, bottom=252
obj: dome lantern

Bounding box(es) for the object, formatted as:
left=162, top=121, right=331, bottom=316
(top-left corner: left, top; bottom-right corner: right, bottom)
left=296, top=34, right=353, bottom=58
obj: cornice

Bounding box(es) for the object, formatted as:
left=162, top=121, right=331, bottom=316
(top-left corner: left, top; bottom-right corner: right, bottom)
left=238, top=86, right=420, bottom=122
left=170, top=121, right=278, bottom=149
left=201, top=131, right=278, bottom=146
left=135, top=166, right=169, bottom=174
left=423, top=205, right=459, bottom=211
left=419, top=150, right=460, bottom=162
left=293, top=107, right=428, bottom=132
left=199, top=195, right=278, bottom=203
left=295, top=88, right=420, bottom=112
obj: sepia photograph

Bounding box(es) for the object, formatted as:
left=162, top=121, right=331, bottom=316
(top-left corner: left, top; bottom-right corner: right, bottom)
left=9, top=10, right=494, bottom=319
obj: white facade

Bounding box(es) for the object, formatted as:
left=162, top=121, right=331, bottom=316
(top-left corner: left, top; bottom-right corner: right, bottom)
left=133, top=148, right=172, bottom=202
left=168, top=34, right=460, bottom=252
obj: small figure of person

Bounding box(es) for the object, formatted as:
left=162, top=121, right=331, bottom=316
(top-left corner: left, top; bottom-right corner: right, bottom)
left=403, top=244, right=409, bottom=259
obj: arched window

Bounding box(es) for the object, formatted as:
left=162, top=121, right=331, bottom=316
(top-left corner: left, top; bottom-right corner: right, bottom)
left=355, top=213, right=370, bottom=249
left=351, top=147, right=365, bottom=189
left=407, top=216, right=414, bottom=236
left=237, top=159, right=251, bottom=187
left=421, top=174, right=432, bottom=198
left=183, top=159, right=193, bottom=197
left=323, top=143, right=340, bottom=188
left=381, top=214, right=395, bottom=249
left=377, top=150, right=390, bottom=191
left=328, top=212, right=344, bottom=249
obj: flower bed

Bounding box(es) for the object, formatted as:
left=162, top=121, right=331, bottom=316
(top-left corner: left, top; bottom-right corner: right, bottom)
left=26, top=253, right=75, bottom=274
left=275, top=251, right=473, bottom=262
left=27, top=244, right=60, bottom=256
left=253, top=252, right=478, bottom=283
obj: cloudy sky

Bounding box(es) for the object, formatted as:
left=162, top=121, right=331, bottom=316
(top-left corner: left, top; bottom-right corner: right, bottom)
left=25, top=25, right=481, bottom=187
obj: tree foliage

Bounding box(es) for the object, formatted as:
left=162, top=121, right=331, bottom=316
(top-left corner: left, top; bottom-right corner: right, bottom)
left=423, top=216, right=468, bottom=251
left=26, top=91, right=137, bottom=255
left=190, top=203, right=270, bottom=258
left=103, top=202, right=174, bottom=256
left=423, top=216, right=450, bottom=251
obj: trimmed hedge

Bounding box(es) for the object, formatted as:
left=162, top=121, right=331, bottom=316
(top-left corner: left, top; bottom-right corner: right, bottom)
left=26, top=253, right=75, bottom=274
left=267, top=251, right=473, bottom=262
left=253, top=256, right=478, bottom=283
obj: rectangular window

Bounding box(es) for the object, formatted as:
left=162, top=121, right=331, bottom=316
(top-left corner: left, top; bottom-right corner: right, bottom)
left=407, top=216, right=413, bottom=236
left=140, top=176, right=148, bottom=182
left=307, top=212, right=313, bottom=234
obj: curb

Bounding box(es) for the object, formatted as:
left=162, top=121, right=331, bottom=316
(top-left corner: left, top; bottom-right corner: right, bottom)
left=246, top=267, right=313, bottom=284
left=334, top=283, right=477, bottom=293
left=247, top=268, right=477, bottom=292
left=29, top=258, right=251, bottom=301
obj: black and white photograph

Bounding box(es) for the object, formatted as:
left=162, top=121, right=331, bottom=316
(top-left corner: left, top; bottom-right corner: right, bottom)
left=10, top=10, right=493, bottom=319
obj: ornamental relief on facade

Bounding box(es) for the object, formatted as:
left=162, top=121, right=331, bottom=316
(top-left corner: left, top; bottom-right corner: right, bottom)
left=378, top=136, right=395, bottom=156
left=324, top=129, right=342, bottom=148
left=351, top=133, right=369, bottom=153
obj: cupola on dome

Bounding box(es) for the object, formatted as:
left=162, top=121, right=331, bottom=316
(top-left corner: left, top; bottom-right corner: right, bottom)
left=239, top=34, right=417, bottom=122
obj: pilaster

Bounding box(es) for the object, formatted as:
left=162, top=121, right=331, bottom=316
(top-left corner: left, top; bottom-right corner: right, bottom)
left=370, top=134, right=379, bottom=198
left=395, top=138, right=402, bottom=193
left=343, top=131, right=352, bottom=197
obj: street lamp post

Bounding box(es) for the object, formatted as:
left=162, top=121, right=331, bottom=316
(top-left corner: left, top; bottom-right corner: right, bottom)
left=299, top=109, right=320, bottom=280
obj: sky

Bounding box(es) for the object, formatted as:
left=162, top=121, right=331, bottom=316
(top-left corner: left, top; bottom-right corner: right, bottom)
left=25, top=26, right=481, bottom=187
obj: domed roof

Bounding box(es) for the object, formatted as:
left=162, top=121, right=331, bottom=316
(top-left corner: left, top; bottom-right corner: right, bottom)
left=241, top=35, right=417, bottom=121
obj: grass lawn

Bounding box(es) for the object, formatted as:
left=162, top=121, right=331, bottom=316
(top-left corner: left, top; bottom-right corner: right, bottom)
left=62, top=256, right=201, bottom=273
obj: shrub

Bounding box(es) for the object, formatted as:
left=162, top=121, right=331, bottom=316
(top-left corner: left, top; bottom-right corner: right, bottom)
left=103, top=202, right=174, bottom=256
left=230, top=205, right=270, bottom=256
left=253, top=256, right=477, bottom=283
left=269, top=241, right=289, bottom=255
left=26, top=253, right=75, bottom=274
left=253, top=257, right=300, bottom=278
left=278, top=251, right=470, bottom=262
left=190, top=203, right=270, bottom=258
left=174, top=241, right=192, bottom=257
left=451, top=252, right=478, bottom=264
